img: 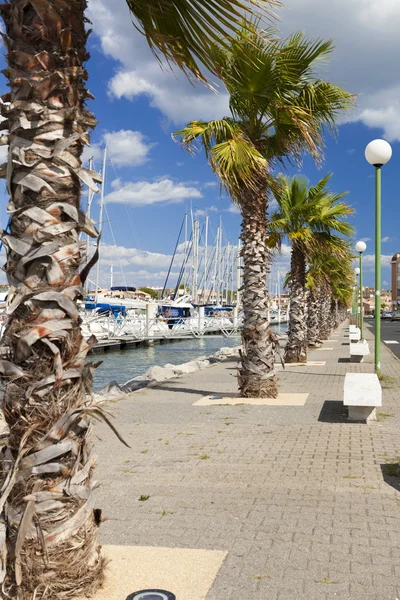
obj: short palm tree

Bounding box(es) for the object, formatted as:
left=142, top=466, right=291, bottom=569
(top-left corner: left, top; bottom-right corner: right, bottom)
left=175, top=26, right=354, bottom=396
left=268, top=174, right=354, bottom=363
left=0, top=1, right=275, bottom=597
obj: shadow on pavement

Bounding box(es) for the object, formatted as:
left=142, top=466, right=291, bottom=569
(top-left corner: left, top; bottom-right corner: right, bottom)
left=338, top=357, right=351, bottom=363
left=318, top=400, right=348, bottom=423
left=152, top=384, right=236, bottom=397
left=380, top=464, right=400, bottom=492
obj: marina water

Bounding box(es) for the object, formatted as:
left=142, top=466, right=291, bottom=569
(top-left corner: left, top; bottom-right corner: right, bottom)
left=92, top=323, right=287, bottom=391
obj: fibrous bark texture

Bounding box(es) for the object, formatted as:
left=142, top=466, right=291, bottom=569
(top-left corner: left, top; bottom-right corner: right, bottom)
left=0, top=1, right=105, bottom=598
left=284, top=244, right=307, bottom=363
left=319, top=286, right=332, bottom=340
left=307, top=288, right=321, bottom=347
left=238, top=194, right=278, bottom=398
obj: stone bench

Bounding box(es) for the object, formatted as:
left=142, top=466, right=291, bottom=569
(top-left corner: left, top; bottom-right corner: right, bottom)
left=349, top=324, right=358, bottom=333
left=349, top=328, right=361, bottom=342
left=343, top=373, right=382, bottom=421
left=349, top=340, right=370, bottom=363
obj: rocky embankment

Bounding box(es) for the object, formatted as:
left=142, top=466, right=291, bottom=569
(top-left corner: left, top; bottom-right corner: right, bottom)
left=95, top=346, right=240, bottom=400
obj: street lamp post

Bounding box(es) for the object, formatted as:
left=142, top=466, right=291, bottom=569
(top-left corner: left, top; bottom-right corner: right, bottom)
left=355, top=241, right=367, bottom=340
left=354, top=267, right=360, bottom=328
left=352, top=284, right=357, bottom=325
left=365, top=139, right=392, bottom=371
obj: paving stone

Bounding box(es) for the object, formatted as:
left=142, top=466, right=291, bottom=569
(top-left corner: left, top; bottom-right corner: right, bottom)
left=91, top=323, right=400, bottom=599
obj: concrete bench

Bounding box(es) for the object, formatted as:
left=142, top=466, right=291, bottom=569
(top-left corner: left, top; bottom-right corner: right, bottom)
left=349, top=340, right=370, bottom=363
left=349, top=324, right=358, bottom=333
left=349, top=328, right=361, bottom=342
left=343, top=373, right=381, bottom=421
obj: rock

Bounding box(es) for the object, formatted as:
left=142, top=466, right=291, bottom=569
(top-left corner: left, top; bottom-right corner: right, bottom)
left=97, top=380, right=126, bottom=399
left=145, top=365, right=176, bottom=382
left=121, top=380, right=148, bottom=393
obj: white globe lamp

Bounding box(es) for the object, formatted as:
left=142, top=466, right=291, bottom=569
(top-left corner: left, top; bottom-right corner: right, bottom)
left=355, top=241, right=367, bottom=253
left=354, top=267, right=360, bottom=275
left=365, top=139, right=392, bottom=166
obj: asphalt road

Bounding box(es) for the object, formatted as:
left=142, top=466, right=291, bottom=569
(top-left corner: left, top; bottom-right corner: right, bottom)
left=365, top=317, right=400, bottom=359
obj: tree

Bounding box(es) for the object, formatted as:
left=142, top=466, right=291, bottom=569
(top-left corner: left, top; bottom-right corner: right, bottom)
left=268, top=174, right=354, bottom=363
left=306, top=246, right=353, bottom=345
left=0, top=1, right=276, bottom=597
left=139, top=286, right=158, bottom=300
left=175, top=34, right=353, bottom=396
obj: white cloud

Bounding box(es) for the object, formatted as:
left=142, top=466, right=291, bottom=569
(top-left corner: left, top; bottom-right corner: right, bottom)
left=361, top=237, right=372, bottom=242
left=99, top=243, right=182, bottom=269
left=83, top=129, right=155, bottom=167
left=104, top=178, right=202, bottom=206
left=382, top=236, right=390, bottom=243
left=278, top=0, right=400, bottom=141
left=204, top=182, right=218, bottom=188
left=176, top=162, right=184, bottom=167
left=225, top=205, right=240, bottom=214
left=88, top=0, right=400, bottom=138
left=354, top=253, right=392, bottom=268
left=88, top=0, right=229, bottom=125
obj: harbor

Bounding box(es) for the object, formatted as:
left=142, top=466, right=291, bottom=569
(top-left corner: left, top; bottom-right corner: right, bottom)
left=92, top=323, right=288, bottom=390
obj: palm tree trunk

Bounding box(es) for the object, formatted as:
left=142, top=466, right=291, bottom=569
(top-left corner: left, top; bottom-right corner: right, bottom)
left=284, top=243, right=307, bottom=363
left=0, top=1, right=105, bottom=597
left=333, top=299, right=340, bottom=329
left=238, top=194, right=278, bottom=397
left=307, top=288, right=322, bottom=347
left=319, top=286, right=332, bottom=340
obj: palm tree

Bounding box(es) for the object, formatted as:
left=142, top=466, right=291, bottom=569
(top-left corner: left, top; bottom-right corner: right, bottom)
left=175, top=26, right=354, bottom=396
left=0, top=1, right=275, bottom=597
left=268, top=174, right=354, bottom=362
left=306, top=246, right=353, bottom=346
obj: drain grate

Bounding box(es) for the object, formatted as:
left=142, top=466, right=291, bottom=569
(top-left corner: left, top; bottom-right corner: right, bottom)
left=127, top=590, right=176, bottom=600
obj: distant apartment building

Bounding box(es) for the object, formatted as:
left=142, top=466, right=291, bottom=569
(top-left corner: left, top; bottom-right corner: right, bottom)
left=363, top=287, right=392, bottom=314
left=391, top=253, right=400, bottom=307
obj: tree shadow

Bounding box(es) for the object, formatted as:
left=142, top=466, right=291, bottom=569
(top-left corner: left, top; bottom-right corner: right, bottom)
left=318, top=400, right=348, bottom=423
left=151, top=384, right=237, bottom=397
left=380, top=464, right=400, bottom=492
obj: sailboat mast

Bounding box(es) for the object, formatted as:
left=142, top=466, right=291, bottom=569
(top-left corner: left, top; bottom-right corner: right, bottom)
left=192, top=219, right=199, bottom=304
left=217, top=218, right=223, bottom=305
left=230, top=244, right=235, bottom=304
left=236, top=241, right=241, bottom=307
left=203, top=215, right=208, bottom=304
left=94, top=145, right=107, bottom=304
left=213, top=227, right=220, bottom=305
left=183, top=211, right=188, bottom=293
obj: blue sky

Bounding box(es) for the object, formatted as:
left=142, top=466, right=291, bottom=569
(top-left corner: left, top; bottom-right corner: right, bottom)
left=1, top=0, right=399, bottom=289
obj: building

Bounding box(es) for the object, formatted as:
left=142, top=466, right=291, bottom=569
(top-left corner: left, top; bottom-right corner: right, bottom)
left=391, top=253, right=400, bottom=307
left=362, top=287, right=392, bottom=314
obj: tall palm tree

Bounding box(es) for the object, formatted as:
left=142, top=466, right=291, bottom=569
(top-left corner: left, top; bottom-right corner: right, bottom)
left=175, top=26, right=354, bottom=396
left=306, top=246, right=353, bottom=346
left=268, top=174, right=354, bottom=363
left=0, top=1, right=275, bottom=598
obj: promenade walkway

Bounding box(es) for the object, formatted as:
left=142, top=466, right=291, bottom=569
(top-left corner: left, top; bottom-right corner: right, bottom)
left=93, top=322, right=400, bottom=600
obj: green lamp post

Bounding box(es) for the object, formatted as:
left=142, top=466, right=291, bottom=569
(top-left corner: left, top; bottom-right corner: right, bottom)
left=352, top=284, right=357, bottom=325
left=365, top=139, right=392, bottom=371
left=355, top=241, right=367, bottom=340
left=354, top=267, right=360, bottom=328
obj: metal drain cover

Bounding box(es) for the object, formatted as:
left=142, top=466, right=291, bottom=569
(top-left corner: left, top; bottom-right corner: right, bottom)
left=127, top=591, right=176, bottom=600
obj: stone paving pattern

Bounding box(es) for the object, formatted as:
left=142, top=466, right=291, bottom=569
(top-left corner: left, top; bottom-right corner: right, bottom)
left=93, top=321, right=400, bottom=599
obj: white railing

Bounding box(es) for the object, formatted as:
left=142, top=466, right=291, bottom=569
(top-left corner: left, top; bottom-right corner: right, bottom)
left=80, top=311, right=244, bottom=342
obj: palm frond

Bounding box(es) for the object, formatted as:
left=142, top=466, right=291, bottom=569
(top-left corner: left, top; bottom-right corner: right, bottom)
left=126, top=0, right=278, bottom=81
